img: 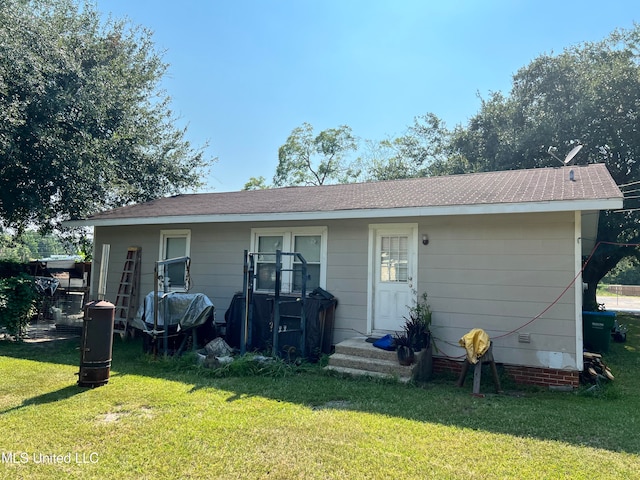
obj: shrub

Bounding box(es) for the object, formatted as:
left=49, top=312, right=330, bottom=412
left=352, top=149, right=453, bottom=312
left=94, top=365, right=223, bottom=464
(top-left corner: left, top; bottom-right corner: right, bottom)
left=0, top=260, right=30, bottom=278
left=0, top=273, right=37, bottom=339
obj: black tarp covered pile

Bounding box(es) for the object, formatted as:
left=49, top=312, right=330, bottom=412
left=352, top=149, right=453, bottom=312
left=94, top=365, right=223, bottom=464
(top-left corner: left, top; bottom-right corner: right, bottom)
left=224, top=290, right=337, bottom=361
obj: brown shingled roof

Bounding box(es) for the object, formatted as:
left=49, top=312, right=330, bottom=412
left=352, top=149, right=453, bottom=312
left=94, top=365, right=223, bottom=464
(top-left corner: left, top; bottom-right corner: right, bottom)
left=78, top=164, right=622, bottom=224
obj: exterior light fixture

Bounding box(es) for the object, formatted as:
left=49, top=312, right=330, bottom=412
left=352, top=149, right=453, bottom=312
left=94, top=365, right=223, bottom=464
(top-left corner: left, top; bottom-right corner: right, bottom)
left=422, top=234, right=429, bottom=245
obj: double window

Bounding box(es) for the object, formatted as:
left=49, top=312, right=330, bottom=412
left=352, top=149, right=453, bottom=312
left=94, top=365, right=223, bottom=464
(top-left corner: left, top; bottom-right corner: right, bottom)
left=159, top=229, right=191, bottom=291
left=252, top=227, right=327, bottom=293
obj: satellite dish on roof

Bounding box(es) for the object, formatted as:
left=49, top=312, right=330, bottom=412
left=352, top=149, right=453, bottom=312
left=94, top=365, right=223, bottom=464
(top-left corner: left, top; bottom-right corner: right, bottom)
left=563, top=145, right=583, bottom=165
left=547, top=144, right=583, bottom=166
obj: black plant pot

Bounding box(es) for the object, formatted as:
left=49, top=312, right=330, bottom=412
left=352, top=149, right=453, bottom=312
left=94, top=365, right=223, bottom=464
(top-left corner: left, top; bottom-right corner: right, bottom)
left=411, top=338, right=424, bottom=352
left=423, top=332, right=431, bottom=350
left=410, top=332, right=431, bottom=353
left=397, top=345, right=415, bottom=366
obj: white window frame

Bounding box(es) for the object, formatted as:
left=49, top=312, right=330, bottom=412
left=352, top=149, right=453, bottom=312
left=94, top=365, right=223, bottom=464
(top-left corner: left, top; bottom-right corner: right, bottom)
left=250, top=226, right=327, bottom=293
left=158, top=229, right=191, bottom=292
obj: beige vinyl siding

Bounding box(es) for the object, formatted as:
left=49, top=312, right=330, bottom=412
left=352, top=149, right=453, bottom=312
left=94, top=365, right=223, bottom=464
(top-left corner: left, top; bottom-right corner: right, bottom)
left=93, top=220, right=366, bottom=338
left=92, top=210, right=580, bottom=370
left=188, top=223, right=249, bottom=309
left=92, top=225, right=163, bottom=302
left=325, top=219, right=371, bottom=342
left=92, top=223, right=251, bottom=319
left=419, top=211, right=579, bottom=370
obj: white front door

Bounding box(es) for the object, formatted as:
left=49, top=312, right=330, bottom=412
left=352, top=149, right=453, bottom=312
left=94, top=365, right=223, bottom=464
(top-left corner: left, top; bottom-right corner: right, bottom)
left=371, top=225, right=417, bottom=333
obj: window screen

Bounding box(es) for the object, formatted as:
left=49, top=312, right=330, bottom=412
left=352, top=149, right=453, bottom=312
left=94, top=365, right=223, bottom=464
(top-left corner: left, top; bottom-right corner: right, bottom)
left=164, top=236, right=187, bottom=288
left=293, top=235, right=321, bottom=291
left=256, top=235, right=283, bottom=290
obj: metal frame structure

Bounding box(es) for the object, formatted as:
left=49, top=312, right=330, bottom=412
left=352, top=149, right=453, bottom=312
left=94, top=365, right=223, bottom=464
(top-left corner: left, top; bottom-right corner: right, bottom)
left=242, top=249, right=308, bottom=358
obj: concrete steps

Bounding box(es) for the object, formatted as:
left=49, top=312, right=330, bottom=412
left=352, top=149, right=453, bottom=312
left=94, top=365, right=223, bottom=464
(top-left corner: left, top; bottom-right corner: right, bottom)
left=325, top=336, right=415, bottom=382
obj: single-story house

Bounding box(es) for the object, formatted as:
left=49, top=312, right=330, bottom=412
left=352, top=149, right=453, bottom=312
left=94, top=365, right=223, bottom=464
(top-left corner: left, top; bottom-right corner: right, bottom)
left=67, top=164, right=623, bottom=387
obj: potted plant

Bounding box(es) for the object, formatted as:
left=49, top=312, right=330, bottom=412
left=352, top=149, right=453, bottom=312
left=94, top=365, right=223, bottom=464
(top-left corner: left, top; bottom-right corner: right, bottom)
left=403, top=292, right=432, bottom=352
left=401, top=291, right=434, bottom=381
left=394, top=332, right=415, bottom=366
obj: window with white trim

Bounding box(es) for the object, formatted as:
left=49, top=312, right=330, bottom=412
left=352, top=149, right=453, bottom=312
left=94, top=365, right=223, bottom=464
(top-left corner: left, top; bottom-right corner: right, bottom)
left=159, top=229, right=191, bottom=291
left=379, top=235, right=409, bottom=283
left=252, top=227, right=327, bottom=293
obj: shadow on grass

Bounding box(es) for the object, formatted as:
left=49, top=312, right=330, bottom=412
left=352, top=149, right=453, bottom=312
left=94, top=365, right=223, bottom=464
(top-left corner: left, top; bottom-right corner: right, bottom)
left=0, top=384, right=89, bottom=415
left=1, top=314, right=640, bottom=455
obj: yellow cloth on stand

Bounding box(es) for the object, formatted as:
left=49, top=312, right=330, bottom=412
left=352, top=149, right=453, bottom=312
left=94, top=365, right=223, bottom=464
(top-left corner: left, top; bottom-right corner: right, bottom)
left=459, top=328, right=490, bottom=364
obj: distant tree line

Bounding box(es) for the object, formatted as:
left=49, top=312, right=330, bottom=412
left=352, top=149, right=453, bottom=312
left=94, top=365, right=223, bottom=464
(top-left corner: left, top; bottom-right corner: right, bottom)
left=0, top=231, right=75, bottom=262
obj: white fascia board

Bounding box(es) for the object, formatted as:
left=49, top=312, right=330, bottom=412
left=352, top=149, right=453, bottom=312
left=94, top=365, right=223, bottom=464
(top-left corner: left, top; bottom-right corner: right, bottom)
left=65, top=197, right=623, bottom=227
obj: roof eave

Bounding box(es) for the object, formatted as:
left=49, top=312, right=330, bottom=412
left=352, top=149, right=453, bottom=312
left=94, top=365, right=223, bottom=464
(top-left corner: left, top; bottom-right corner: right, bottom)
left=63, top=197, right=624, bottom=228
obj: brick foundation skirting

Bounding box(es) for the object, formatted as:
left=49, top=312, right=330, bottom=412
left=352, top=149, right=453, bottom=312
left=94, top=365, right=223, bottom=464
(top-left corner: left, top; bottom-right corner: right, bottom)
left=433, top=357, right=580, bottom=389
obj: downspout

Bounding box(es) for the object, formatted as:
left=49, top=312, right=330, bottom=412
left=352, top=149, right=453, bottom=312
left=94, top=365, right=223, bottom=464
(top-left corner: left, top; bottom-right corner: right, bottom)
left=575, top=211, right=584, bottom=371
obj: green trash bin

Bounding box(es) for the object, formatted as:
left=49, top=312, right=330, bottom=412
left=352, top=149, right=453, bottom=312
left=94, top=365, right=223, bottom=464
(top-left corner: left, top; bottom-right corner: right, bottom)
left=582, top=311, right=615, bottom=353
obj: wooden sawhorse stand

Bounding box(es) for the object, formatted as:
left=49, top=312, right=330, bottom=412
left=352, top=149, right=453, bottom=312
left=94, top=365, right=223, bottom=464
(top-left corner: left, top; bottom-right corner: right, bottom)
left=456, top=343, right=502, bottom=396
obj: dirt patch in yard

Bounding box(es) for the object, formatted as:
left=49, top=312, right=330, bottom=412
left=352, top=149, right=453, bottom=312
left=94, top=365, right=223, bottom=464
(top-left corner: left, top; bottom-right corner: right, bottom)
left=97, top=406, right=154, bottom=423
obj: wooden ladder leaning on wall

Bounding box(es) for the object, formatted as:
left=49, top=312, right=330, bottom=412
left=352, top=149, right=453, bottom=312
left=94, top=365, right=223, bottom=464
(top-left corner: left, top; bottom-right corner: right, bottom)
left=114, top=247, right=142, bottom=337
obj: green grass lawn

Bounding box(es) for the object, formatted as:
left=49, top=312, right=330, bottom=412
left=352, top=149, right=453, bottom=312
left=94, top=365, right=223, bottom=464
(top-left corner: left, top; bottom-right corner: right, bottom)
left=1, top=316, right=640, bottom=480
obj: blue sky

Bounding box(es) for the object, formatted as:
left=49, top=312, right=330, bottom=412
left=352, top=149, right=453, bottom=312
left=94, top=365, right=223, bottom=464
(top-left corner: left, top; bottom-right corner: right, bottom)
left=97, top=1, right=638, bottom=192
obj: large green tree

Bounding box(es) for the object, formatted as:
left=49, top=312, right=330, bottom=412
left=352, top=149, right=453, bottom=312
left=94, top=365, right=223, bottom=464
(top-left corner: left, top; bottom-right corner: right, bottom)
left=0, top=0, right=212, bottom=231
left=438, top=27, right=640, bottom=308
left=273, top=122, right=359, bottom=187
left=365, top=113, right=454, bottom=181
